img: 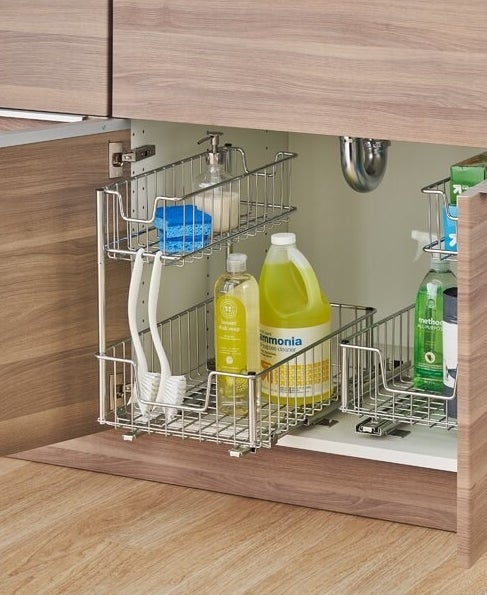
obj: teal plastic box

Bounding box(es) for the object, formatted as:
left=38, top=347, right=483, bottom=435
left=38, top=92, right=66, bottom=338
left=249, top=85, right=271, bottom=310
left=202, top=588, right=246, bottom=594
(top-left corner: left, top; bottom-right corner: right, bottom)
left=442, top=204, right=458, bottom=254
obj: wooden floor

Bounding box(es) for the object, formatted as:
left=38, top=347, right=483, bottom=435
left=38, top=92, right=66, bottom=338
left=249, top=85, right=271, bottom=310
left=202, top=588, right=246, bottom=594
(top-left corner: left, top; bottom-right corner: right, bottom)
left=1, top=458, right=487, bottom=594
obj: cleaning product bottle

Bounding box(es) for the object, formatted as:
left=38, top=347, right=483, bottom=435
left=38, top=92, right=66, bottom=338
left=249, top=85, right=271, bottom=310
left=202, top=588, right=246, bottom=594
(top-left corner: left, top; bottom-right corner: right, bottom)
left=259, top=232, right=332, bottom=405
left=214, top=252, right=259, bottom=416
left=193, top=131, right=239, bottom=233
left=412, top=231, right=457, bottom=393
left=443, top=286, right=458, bottom=418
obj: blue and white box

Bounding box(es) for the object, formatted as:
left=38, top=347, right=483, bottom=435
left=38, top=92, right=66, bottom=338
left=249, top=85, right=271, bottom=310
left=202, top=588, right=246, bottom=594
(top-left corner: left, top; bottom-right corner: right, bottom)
left=442, top=204, right=458, bottom=254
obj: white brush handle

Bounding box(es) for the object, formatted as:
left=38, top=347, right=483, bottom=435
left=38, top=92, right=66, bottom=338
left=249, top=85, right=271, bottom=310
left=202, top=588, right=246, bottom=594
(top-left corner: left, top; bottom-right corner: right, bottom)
left=149, top=252, right=186, bottom=414
left=128, top=248, right=148, bottom=376
left=148, top=251, right=172, bottom=379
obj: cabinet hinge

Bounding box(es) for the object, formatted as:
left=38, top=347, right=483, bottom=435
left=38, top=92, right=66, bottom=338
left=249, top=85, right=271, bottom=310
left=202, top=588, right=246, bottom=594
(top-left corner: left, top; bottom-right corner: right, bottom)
left=108, top=142, right=156, bottom=178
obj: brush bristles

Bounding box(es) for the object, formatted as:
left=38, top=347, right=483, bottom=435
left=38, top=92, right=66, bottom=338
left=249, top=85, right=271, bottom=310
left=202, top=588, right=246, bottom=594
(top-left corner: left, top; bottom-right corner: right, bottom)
left=158, top=375, right=186, bottom=420
left=134, top=372, right=161, bottom=419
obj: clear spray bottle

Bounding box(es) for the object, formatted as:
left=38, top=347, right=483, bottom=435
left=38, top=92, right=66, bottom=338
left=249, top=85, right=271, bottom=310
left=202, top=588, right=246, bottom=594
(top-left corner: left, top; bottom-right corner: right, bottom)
left=411, top=231, right=457, bottom=393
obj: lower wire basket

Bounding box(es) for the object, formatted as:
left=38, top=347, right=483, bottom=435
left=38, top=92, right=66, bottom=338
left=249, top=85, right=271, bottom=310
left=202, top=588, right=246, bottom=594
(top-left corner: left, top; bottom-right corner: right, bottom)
left=340, top=304, right=458, bottom=432
left=97, top=300, right=375, bottom=455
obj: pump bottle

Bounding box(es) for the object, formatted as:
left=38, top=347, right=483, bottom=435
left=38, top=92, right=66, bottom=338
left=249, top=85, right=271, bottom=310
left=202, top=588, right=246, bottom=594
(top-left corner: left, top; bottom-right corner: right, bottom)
left=193, top=132, right=239, bottom=233
left=214, top=253, right=259, bottom=416
left=411, top=231, right=457, bottom=393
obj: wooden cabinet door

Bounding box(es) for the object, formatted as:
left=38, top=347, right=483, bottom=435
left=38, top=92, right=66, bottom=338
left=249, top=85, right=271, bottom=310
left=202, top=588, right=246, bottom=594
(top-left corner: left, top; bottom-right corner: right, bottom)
left=457, top=183, right=487, bottom=566
left=112, top=0, right=487, bottom=146
left=1, top=1, right=111, bottom=116
left=0, top=123, right=130, bottom=454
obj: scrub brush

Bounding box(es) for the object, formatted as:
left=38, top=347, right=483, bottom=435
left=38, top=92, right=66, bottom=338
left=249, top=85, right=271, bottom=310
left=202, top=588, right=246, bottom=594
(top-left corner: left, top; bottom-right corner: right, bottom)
left=128, top=248, right=160, bottom=420
left=148, top=251, right=186, bottom=421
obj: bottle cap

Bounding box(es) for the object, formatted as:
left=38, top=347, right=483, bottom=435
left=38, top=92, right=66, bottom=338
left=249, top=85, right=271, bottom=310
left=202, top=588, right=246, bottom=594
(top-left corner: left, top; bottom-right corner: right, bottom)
left=197, top=131, right=225, bottom=165
left=271, top=232, right=296, bottom=246
left=227, top=253, right=247, bottom=273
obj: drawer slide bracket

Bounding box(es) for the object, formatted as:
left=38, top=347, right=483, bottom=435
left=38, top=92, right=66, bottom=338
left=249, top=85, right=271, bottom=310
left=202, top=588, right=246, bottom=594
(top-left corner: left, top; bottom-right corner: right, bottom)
left=356, top=417, right=410, bottom=438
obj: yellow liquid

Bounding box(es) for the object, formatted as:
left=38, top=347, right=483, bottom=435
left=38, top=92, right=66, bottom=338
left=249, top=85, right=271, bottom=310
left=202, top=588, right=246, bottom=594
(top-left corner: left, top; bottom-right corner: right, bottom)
left=214, top=271, right=260, bottom=417
left=259, top=260, right=332, bottom=406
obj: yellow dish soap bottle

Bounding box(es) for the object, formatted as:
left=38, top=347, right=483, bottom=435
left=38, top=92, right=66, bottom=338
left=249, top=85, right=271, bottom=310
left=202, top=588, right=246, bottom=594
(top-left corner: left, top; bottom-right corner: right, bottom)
left=214, top=253, right=260, bottom=416
left=259, top=232, right=332, bottom=406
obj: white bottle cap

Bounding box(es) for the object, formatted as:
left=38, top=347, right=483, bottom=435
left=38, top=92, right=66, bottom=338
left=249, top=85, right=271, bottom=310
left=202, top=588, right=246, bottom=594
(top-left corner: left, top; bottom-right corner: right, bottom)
left=271, top=232, right=296, bottom=246
left=227, top=252, right=247, bottom=273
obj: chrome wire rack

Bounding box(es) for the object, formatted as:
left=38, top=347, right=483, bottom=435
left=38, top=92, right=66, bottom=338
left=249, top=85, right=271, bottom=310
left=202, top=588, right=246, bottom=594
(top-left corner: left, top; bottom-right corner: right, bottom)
left=97, top=147, right=297, bottom=264
left=421, top=177, right=458, bottom=260
left=97, top=301, right=375, bottom=455
left=340, top=304, right=458, bottom=431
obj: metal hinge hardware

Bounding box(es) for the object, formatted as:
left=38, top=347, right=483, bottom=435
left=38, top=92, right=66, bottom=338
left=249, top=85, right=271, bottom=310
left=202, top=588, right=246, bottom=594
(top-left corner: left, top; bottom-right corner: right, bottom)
left=108, top=142, right=156, bottom=178
left=356, top=417, right=409, bottom=438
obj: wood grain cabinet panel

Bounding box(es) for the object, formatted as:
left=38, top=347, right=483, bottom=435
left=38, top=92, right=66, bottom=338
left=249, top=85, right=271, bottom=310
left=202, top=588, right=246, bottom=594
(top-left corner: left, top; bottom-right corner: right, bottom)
left=0, top=128, right=130, bottom=455
left=457, top=185, right=487, bottom=567
left=112, top=0, right=487, bottom=146
left=13, top=431, right=457, bottom=533
left=1, top=1, right=111, bottom=116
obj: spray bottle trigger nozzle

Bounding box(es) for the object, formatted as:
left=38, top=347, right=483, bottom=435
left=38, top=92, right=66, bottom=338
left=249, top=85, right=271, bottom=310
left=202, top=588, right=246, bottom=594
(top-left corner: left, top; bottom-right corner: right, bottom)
left=411, top=230, right=438, bottom=262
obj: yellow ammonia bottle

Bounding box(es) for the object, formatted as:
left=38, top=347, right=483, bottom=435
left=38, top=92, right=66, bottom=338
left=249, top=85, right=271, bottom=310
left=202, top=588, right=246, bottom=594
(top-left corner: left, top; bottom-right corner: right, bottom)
left=259, top=232, right=332, bottom=405
left=214, top=253, right=260, bottom=416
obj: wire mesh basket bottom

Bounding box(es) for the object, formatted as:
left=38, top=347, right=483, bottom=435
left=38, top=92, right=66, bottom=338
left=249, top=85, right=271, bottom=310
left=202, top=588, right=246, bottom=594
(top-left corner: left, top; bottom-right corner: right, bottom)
left=97, top=301, right=375, bottom=453
left=340, top=304, right=457, bottom=430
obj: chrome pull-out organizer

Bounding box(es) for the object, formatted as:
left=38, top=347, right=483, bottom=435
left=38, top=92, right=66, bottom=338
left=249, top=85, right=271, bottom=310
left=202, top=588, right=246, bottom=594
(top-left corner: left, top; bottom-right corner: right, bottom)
left=96, top=145, right=375, bottom=454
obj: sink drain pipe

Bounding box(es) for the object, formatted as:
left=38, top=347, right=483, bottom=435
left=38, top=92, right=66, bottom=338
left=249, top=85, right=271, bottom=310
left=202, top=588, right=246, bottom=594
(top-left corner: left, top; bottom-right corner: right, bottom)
left=340, top=136, right=391, bottom=193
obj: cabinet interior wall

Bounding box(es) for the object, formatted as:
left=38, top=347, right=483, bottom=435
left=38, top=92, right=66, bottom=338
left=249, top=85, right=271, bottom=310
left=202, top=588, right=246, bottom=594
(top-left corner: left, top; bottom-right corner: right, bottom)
left=131, top=120, right=481, bottom=320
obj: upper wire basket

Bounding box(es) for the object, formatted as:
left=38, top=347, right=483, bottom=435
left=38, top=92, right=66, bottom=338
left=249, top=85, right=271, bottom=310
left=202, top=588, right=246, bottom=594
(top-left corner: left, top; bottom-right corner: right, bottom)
left=98, top=147, right=297, bottom=264
left=421, top=177, right=458, bottom=260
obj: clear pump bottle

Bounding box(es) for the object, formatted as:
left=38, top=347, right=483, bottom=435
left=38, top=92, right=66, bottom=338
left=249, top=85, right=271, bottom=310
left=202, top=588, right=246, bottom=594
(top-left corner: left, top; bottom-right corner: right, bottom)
left=193, top=132, right=239, bottom=233
left=214, top=253, right=259, bottom=416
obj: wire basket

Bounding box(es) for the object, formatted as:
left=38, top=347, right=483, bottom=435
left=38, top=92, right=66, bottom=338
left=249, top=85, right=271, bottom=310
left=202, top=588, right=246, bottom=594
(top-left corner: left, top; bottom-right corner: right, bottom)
left=97, top=301, right=375, bottom=455
left=421, top=177, right=458, bottom=260
left=340, top=304, right=458, bottom=431
left=98, top=147, right=297, bottom=264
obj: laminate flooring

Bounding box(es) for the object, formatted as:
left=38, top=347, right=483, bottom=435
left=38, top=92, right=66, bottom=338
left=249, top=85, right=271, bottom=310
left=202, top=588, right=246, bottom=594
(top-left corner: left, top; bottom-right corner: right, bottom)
left=1, top=457, right=487, bottom=595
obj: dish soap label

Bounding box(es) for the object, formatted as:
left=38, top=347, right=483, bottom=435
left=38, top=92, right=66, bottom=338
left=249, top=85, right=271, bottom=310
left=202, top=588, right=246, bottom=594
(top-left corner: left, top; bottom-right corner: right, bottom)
left=216, top=295, right=247, bottom=375
left=414, top=282, right=444, bottom=391
left=260, top=322, right=331, bottom=399
left=214, top=252, right=260, bottom=416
